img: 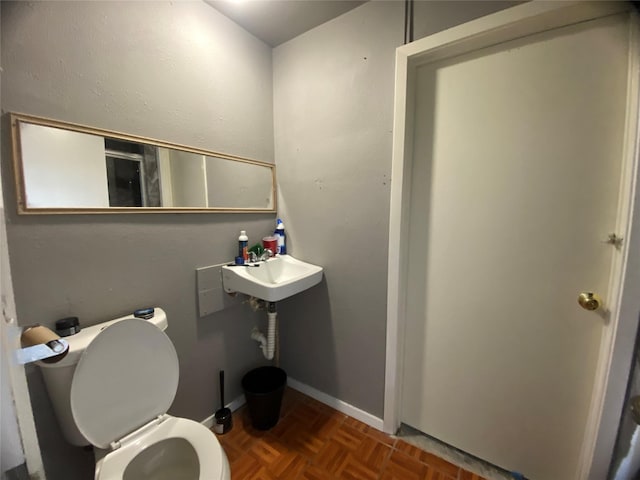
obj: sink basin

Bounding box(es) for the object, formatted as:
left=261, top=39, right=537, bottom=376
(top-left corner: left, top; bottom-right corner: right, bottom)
left=222, top=255, right=323, bottom=302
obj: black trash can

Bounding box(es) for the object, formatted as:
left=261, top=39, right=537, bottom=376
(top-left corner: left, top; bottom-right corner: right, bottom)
left=242, top=366, right=287, bottom=430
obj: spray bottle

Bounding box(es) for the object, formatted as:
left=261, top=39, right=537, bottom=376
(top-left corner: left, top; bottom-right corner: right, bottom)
left=274, top=219, right=286, bottom=255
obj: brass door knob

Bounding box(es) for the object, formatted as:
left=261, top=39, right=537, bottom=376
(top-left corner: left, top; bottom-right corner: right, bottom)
left=578, top=292, right=602, bottom=311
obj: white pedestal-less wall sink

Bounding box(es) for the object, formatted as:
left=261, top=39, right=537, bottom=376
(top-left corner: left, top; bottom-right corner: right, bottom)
left=221, top=255, right=323, bottom=302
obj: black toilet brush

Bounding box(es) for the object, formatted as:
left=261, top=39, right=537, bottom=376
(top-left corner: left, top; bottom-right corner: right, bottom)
left=213, top=370, right=232, bottom=434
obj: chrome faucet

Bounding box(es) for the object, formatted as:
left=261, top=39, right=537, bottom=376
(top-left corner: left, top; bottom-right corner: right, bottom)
left=246, top=249, right=274, bottom=263
left=259, top=249, right=274, bottom=261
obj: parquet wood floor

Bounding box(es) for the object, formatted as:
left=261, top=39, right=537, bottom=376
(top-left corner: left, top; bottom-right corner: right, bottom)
left=214, top=388, right=487, bottom=480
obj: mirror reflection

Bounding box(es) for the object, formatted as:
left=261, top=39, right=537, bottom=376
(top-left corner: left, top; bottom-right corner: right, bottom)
left=11, top=113, right=276, bottom=213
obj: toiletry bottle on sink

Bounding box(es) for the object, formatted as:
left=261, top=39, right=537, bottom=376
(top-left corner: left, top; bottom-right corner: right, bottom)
left=274, top=219, right=286, bottom=255
left=238, top=230, right=249, bottom=262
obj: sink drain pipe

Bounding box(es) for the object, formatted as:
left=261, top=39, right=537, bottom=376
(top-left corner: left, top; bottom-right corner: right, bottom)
left=251, top=302, right=277, bottom=361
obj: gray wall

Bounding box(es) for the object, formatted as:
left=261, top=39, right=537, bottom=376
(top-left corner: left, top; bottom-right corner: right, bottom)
left=1, top=2, right=275, bottom=479
left=273, top=0, right=518, bottom=418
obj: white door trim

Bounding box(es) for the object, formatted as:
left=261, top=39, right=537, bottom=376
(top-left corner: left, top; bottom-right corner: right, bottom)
left=383, top=2, right=640, bottom=479
left=0, top=216, right=45, bottom=477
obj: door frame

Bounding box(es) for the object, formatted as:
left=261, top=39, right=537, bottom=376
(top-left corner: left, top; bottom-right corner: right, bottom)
left=383, top=2, right=640, bottom=478
left=1, top=208, right=45, bottom=476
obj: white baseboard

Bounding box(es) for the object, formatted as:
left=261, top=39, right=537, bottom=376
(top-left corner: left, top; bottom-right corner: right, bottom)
left=201, top=394, right=246, bottom=429
left=200, top=379, right=384, bottom=433
left=287, top=377, right=384, bottom=432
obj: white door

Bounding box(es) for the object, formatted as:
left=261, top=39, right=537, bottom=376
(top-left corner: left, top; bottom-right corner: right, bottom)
left=401, top=14, right=631, bottom=480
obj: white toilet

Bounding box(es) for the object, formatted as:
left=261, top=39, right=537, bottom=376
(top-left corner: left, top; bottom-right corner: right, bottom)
left=38, top=308, right=230, bottom=480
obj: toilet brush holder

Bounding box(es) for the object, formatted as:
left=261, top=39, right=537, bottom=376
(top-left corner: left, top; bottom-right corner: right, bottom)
left=213, top=370, right=232, bottom=434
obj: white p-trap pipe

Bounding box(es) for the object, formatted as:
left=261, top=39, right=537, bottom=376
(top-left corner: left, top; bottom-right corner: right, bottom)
left=251, top=305, right=277, bottom=361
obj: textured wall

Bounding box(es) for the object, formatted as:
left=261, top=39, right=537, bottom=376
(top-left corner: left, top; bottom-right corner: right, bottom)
left=2, top=1, right=274, bottom=162
left=1, top=2, right=275, bottom=479
left=273, top=1, right=517, bottom=418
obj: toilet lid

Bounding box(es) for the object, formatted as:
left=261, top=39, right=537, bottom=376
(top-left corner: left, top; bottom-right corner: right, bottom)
left=70, top=318, right=179, bottom=449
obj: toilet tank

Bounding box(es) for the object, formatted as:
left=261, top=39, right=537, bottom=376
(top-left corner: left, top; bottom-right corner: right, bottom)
left=38, top=308, right=168, bottom=446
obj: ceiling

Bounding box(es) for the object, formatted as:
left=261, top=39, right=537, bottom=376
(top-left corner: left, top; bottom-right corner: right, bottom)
left=205, top=1, right=367, bottom=47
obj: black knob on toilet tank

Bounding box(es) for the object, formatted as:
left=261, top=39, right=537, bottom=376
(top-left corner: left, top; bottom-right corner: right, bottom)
left=55, top=317, right=80, bottom=337
left=133, top=308, right=155, bottom=320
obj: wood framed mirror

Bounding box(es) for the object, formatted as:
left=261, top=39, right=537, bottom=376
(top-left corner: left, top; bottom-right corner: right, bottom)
left=10, top=113, right=276, bottom=214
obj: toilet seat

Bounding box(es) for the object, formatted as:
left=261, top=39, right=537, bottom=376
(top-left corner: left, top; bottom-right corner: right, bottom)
left=95, top=416, right=229, bottom=480
left=70, top=319, right=229, bottom=480
left=70, top=318, right=179, bottom=449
